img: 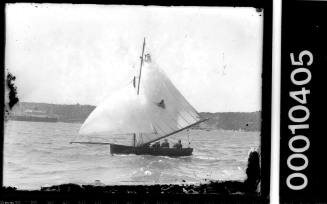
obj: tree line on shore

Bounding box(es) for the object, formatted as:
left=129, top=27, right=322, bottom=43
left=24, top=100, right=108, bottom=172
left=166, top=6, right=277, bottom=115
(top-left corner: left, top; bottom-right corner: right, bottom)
left=10, top=102, right=261, bottom=131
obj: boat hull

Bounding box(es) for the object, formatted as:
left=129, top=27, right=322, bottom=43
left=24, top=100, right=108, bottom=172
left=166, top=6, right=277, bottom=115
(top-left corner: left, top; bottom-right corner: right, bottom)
left=110, top=144, right=193, bottom=157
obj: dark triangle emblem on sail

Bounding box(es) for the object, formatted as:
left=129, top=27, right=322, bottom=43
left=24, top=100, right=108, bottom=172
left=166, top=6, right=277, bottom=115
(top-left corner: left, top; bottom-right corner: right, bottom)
left=156, top=99, right=166, bottom=109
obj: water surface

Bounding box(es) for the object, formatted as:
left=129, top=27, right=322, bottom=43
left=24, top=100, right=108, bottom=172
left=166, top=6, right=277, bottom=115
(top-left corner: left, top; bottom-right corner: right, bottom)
left=4, top=121, right=260, bottom=190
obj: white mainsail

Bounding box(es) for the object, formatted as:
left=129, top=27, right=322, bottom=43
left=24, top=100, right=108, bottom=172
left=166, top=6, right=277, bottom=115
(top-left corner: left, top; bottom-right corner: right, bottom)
left=79, top=86, right=154, bottom=136
left=79, top=52, right=202, bottom=147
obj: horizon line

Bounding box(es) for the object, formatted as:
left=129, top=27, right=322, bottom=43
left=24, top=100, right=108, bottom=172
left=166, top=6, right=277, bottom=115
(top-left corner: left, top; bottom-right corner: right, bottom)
left=11, top=101, right=262, bottom=113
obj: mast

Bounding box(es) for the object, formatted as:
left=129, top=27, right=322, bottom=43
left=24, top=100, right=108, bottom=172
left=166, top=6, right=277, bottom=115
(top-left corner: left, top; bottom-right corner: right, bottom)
left=137, top=37, right=146, bottom=95
left=133, top=38, right=146, bottom=147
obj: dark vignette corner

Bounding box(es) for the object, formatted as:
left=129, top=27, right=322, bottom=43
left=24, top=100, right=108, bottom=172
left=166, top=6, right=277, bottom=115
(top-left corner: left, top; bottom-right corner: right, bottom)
left=0, top=0, right=272, bottom=203
left=260, top=0, right=272, bottom=200
left=1, top=0, right=6, bottom=196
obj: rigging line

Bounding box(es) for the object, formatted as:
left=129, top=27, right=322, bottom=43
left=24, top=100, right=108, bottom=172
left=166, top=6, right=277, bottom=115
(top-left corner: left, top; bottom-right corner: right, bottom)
left=152, top=86, right=192, bottom=127
left=156, top=70, right=199, bottom=122
left=150, top=111, right=177, bottom=134
left=151, top=120, right=167, bottom=135
left=163, top=97, right=195, bottom=127
left=160, top=109, right=184, bottom=130
left=140, top=105, right=171, bottom=137
left=149, top=97, right=185, bottom=130
left=134, top=101, right=172, bottom=138
left=107, top=132, right=155, bottom=136
left=142, top=118, right=209, bottom=146
left=138, top=133, right=156, bottom=146
left=187, top=129, right=191, bottom=146
left=157, top=115, right=178, bottom=135
left=139, top=133, right=144, bottom=144
left=168, top=85, right=200, bottom=122
left=149, top=98, right=184, bottom=132
left=147, top=72, right=190, bottom=129
left=144, top=100, right=178, bottom=133
left=141, top=69, right=190, bottom=127
left=156, top=73, right=198, bottom=125
left=162, top=75, right=200, bottom=119
left=151, top=121, right=168, bottom=136
left=141, top=104, right=170, bottom=136
left=70, top=142, right=113, bottom=145
left=171, top=82, right=200, bottom=119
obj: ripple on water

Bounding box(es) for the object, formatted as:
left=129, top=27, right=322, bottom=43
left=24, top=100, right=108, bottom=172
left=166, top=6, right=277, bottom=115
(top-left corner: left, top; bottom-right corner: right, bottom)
left=4, top=121, right=260, bottom=189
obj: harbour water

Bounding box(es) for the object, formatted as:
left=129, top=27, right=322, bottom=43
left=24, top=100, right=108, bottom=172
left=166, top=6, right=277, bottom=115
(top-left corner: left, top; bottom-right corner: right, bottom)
left=4, top=121, right=260, bottom=190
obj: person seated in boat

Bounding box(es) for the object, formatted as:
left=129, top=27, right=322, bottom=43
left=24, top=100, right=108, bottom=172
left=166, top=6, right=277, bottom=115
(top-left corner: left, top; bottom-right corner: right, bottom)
left=143, top=143, right=150, bottom=148
left=161, top=139, right=169, bottom=148
left=151, top=141, right=160, bottom=148
left=173, top=140, right=182, bottom=149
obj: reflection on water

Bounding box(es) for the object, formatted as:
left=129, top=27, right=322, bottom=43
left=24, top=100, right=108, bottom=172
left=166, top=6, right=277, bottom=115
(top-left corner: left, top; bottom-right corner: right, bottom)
left=4, top=121, right=260, bottom=190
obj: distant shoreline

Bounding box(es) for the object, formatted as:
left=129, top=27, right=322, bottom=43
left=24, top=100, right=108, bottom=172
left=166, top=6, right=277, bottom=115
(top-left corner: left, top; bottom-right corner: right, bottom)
left=7, top=102, right=261, bottom=131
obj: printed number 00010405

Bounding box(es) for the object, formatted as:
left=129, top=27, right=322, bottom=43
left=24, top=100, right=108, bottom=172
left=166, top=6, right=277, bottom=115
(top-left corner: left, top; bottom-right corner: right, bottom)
left=286, top=50, right=313, bottom=191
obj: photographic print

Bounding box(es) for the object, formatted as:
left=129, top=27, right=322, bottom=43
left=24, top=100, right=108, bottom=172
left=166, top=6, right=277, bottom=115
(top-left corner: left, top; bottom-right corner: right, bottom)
left=3, top=3, right=270, bottom=200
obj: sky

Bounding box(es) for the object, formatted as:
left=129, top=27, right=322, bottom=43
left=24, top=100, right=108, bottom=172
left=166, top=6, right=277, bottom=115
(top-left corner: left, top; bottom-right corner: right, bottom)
left=5, top=4, right=263, bottom=113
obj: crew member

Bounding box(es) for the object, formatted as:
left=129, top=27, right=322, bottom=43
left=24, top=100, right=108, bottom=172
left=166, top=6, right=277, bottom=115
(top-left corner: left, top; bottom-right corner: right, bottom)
left=143, top=143, right=150, bottom=148
left=161, top=139, right=169, bottom=148
left=173, top=140, right=182, bottom=149
left=151, top=141, right=160, bottom=148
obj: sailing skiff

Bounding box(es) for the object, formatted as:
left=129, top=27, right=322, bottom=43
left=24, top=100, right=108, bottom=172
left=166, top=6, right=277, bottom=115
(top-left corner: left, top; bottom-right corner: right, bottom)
left=72, top=38, right=208, bottom=157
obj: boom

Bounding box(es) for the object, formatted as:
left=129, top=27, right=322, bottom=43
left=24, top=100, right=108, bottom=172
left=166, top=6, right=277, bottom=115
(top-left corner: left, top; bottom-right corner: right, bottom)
left=142, top=118, right=210, bottom=146
left=70, top=142, right=113, bottom=145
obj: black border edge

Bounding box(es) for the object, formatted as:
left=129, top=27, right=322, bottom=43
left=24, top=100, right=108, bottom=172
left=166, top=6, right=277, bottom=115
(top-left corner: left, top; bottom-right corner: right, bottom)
left=280, top=0, right=327, bottom=202
left=260, top=0, right=272, bottom=200
left=1, top=1, right=5, bottom=192
left=1, top=0, right=272, bottom=203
